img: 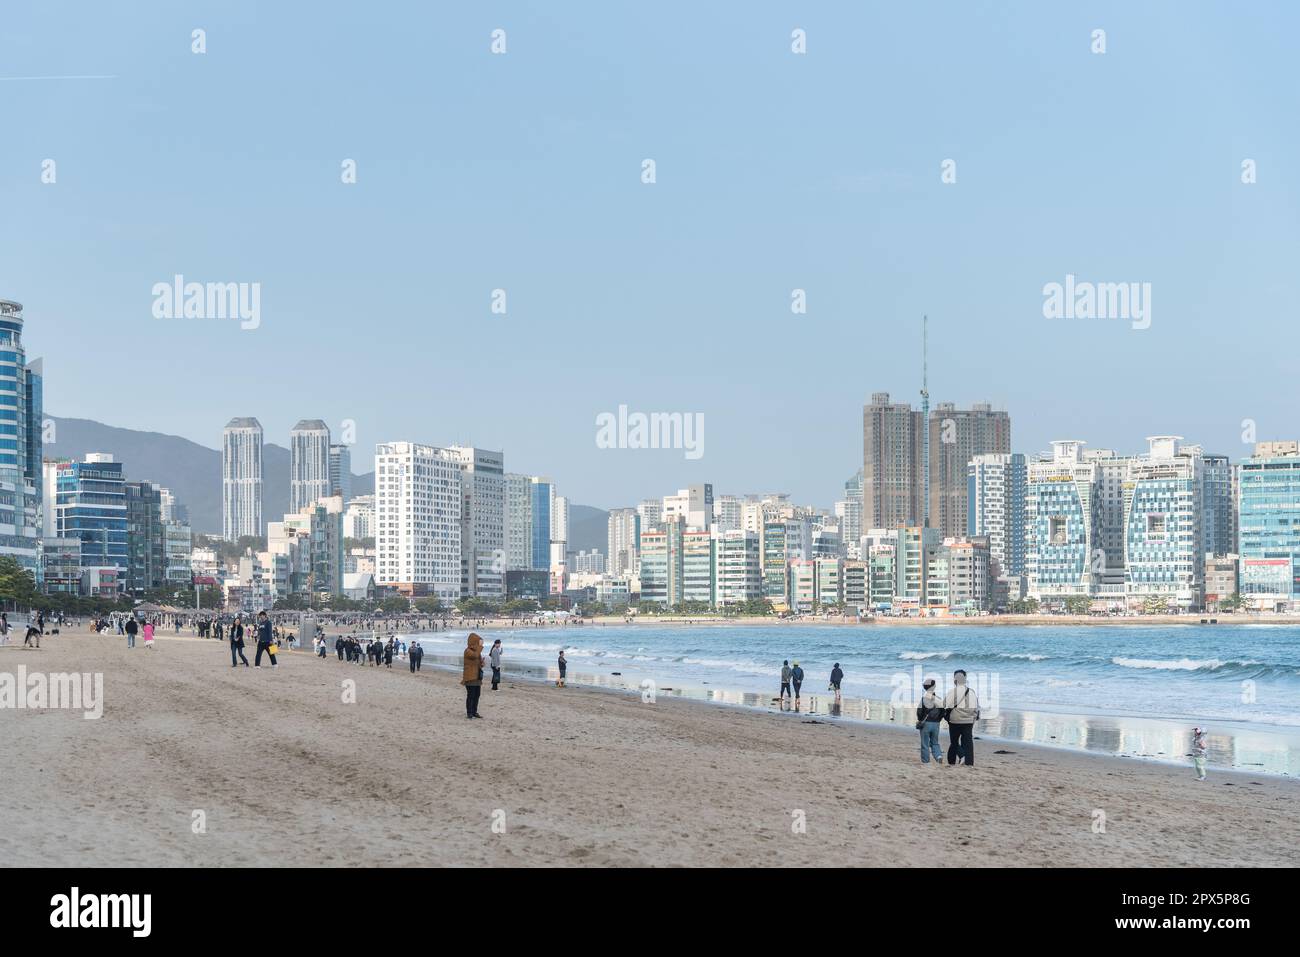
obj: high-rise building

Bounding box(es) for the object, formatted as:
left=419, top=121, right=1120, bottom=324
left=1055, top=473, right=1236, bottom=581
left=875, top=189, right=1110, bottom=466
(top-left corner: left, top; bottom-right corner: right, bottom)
left=1122, top=436, right=1204, bottom=610
left=448, top=446, right=506, bottom=599
left=606, top=507, right=640, bottom=576
left=714, top=529, right=761, bottom=605
left=47, top=454, right=128, bottom=594
left=967, top=452, right=1027, bottom=578
left=639, top=519, right=683, bottom=607
left=928, top=402, right=1011, bottom=538
left=374, top=442, right=462, bottom=601
left=223, top=417, right=264, bottom=540
left=552, top=494, right=570, bottom=558
left=529, top=477, right=553, bottom=571
left=1198, top=451, right=1237, bottom=558
left=1026, top=441, right=1102, bottom=604
left=0, top=299, right=44, bottom=579
left=343, top=495, right=374, bottom=540
left=712, top=494, right=743, bottom=532
left=662, top=484, right=713, bottom=530
left=125, top=481, right=165, bottom=593
left=503, top=473, right=533, bottom=570
left=681, top=529, right=715, bottom=606
left=290, top=420, right=331, bottom=513
left=637, top=498, right=662, bottom=534
left=1238, top=441, right=1300, bottom=609
left=329, top=443, right=353, bottom=503
left=862, top=392, right=926, bottom=529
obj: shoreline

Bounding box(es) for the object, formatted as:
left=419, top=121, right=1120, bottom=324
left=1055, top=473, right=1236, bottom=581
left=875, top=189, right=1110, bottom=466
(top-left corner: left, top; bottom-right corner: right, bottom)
left=3, top=633, right=1297, bottom=867
left=401, top=643, right=1300, bottom=778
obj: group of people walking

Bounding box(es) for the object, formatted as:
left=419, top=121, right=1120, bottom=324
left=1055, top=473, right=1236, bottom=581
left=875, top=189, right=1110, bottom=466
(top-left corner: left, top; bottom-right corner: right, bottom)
left=333, top=634, right=397, bottom=667
left=223, top=611, right=278, bottom=668
left=915, top=670, right=981, bottom=767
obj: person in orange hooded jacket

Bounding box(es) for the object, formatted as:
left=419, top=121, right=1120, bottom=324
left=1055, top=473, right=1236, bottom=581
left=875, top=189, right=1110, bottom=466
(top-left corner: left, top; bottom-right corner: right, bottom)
left=461, top=632, right=485, bottom=719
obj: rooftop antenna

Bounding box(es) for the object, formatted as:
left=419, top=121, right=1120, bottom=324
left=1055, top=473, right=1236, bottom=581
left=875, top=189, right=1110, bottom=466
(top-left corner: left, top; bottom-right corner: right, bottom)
left=921, top=315, right=930, bottom=528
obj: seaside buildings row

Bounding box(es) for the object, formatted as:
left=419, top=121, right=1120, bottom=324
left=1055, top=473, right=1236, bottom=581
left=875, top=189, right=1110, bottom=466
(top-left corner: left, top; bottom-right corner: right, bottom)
left=9, top=285, right=1300, bottom=617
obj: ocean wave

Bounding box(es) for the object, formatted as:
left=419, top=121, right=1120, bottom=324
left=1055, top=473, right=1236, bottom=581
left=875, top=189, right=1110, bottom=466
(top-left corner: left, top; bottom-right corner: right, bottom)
left=1112, top=657, right=1235, bottom=672
left=899, top=651, right=953, bottom=660
left=1000, top=653, right=1049, bottom=661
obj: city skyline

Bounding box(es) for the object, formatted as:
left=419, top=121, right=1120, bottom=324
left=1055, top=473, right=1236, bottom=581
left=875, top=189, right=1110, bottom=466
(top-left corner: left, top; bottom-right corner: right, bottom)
left=4, top=2, right=1297, bottom=509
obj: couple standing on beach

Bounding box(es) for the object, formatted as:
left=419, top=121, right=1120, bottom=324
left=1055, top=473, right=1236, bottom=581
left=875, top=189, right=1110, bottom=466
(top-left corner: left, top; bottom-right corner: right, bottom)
left=915, top=670, right=980, bottom=767
left=460, top=633, right=504, bottom=718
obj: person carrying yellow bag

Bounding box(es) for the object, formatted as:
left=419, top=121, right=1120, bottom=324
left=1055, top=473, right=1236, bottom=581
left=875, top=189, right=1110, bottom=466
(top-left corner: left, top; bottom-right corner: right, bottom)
left=254, top=610, right=279, bottom=669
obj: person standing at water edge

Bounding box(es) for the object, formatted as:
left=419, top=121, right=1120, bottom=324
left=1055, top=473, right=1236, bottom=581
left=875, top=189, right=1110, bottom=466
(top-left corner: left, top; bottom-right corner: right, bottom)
left=790, top=661, right=804, bottom=707
left=489, top=639, right=503, bottom=690
left=916, top=678, right=945, bottom=765
left=943, top=669, right=980, bottom=767
left=461, top=633, right=485, bottom=719
left=1191, top=727, right=1208, bottom=781
left=557, top=649, right=567, bottom=687
left=254, top=611, right=277, bottom=668
left=780, top=660, right=792, bottom=703
left=829, top=663, right=843, bottom=703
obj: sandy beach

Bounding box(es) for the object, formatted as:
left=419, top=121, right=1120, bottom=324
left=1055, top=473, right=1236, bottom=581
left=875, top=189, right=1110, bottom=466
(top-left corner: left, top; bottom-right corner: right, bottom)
left=2, top=633, right=1297, bottom=867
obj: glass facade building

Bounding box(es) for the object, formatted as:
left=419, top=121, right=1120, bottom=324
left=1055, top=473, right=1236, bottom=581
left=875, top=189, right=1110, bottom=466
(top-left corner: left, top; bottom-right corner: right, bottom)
left=0, top=300, right=44, bottom=580
left=529, top=478, right=552, bottom=571
left=1238, top=449, right=1300, bottom=605
left=52, top=455, right=128, bottom=581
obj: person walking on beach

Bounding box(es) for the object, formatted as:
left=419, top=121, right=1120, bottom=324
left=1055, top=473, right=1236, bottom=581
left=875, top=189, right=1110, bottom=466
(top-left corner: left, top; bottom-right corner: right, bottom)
left=790, top=661, right=804, bottom=709
left=489, top=639, right=503, bottom=690
left=383, top=638, right=394, bottom=668
left=230, top=617, right=249, bottom=667
left=410, top=639, right=424, bottom=672
left=124, top=616, right=138, bottom=649
left=915, top=678, right=945, bottom=765
left=557, top=649, right=567, bottom=687
left=1191, top=726, right=1208, bottom=781
left=780, top=660, right=792, bottom=704
left=461, top=632, right=485, bottom=719
left=943, top=669, right=980, bottom=767
left=829, top=662, right=844, bottom=703
left=142, top=619, right=155, bottom=650
left=254, top=611, right=278, bottom=668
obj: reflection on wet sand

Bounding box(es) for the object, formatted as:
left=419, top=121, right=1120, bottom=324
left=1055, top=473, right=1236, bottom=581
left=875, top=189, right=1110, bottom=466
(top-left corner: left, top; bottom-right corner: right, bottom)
left=415, top=650, right=1299, bottom=776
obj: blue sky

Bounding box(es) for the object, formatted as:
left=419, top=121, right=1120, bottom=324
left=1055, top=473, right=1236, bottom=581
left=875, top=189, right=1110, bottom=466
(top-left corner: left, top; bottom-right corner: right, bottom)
left=2, top=2, right=1297, bottom=508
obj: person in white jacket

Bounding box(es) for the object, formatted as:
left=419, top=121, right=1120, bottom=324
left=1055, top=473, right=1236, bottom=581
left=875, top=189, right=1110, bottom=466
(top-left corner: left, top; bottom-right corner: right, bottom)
left=943, top=669, right=980, bottom=767
left=1191, top=727, right=1208, bottom=781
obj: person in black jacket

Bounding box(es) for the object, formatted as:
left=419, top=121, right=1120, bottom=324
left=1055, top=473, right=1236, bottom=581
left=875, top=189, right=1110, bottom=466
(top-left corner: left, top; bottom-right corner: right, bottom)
left=229, top=617, right=249, bottom=667
left=915, top=678, right=944, bottom=764
left=828, top=663, right=844, bottom=703
left=254, top=611, right=277, bottom=668
left=409, top=640, right=424, bottom=672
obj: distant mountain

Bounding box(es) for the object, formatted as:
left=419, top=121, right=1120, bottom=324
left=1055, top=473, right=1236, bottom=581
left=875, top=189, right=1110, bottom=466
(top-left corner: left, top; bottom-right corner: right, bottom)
left=43, top=418, right=602, bottom=548
left=567, top=504, right=608, bottom=557
left=46, top=417, right=373, bottom=535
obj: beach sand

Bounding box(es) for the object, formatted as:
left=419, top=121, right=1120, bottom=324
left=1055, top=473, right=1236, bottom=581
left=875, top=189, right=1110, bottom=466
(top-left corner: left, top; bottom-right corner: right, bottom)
left=2, top=634, right=1296, bottom=867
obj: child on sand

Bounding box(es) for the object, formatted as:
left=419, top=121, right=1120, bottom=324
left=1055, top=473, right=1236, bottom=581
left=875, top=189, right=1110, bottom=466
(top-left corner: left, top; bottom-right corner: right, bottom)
left=1192, top=726, right=1208, bottom=781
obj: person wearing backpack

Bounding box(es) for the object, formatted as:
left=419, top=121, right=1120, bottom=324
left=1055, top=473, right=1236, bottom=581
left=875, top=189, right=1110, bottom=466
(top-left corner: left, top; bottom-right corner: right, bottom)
left=779, top=660, right=792, bottom=704
left=915, top=678, right=945, bottom=764
left=943, top=669, right=980, bottom=766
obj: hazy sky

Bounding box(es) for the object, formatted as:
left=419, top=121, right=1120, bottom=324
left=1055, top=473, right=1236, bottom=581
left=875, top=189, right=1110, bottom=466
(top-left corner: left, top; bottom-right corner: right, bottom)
left=3, top=2, right=1297, bottom=508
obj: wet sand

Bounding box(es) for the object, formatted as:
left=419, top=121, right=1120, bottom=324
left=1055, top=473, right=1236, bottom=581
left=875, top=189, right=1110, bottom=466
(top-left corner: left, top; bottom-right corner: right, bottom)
left=1, top=634, right=1297, bottom=867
